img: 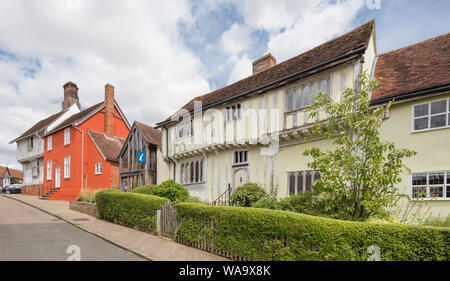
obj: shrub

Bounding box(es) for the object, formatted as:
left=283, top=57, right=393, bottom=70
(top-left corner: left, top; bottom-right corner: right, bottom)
left=149, top=180, right=189, bottom=203
left=419, top=215, right=450, bottom=228
left=230, top=183, right=266, bottom=207
left=95, top=189, right=166, bottom=233
left=78, top=189, right=99, bottom=203
left=131, top=185, right=159, bottom=196
left=280, top=192, right=316, bottom=214
left=175, top=202, right=450, bottom=261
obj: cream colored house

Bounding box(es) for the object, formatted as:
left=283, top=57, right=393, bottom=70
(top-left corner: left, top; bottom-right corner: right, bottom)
left=156, top=20, right=450, bottom=218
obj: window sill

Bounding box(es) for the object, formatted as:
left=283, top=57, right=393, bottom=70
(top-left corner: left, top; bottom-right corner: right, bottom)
left=183, top=182, right=206, bottom=186
left=411, top=125, right=450, bottom=134
left=232, top=163, right=249, bottom=168
left=410, top=198, right=450, bottom=202
left=95, top=173, right=103, bottom=176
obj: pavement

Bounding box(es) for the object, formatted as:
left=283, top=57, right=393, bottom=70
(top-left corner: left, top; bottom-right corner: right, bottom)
left=1, top=194, right=227, bottom=261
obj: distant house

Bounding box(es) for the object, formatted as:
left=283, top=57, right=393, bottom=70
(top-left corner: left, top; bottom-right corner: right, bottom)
left=0, top=166, right=23, bottom=187
left=118, top=121, right=168, bottom=191
left=9, top=82, right=81, bottom=195
left=41, top=83, right=131, bottom=201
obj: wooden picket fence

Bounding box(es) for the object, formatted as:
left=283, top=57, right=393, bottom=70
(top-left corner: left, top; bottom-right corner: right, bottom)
left=157, top=201, right=250, bottom=261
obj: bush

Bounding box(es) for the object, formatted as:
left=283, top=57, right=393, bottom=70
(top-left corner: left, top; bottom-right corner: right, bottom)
left=78, top=189, right=99, bottom=203
left=419, top=215, right=450, bottom=228
left=280, top=192, right=316, bottom=214
left=150, top=180, right=189, bottom=203
left=131, top=185, right=159, bottom=196
left=95, top=189, right=167, bottom=233
left=175, top=202, right=450, bottom=261
left=230, top=183, right=266, bottom=207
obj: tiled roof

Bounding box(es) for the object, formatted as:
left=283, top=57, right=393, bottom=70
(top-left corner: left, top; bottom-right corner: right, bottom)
left=373, top=33, right=450, bottom=102
left=0, top=166, right=23, bottom=180
left=135, top=121, right=161, bottom=147
left=46, top=102, right=104, bottom=135
left=87, top=129, right=125, bottom=162
left=158, top=20, right=375, bottom=125
left=10, top=110, right=67, bottom=143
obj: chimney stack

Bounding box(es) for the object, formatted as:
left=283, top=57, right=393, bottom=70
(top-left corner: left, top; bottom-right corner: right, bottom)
left=252, top=53, right=276, bottom=74
left=62, top=81, right=80, bottom=110
left=104, top=84, right=115, bottom=138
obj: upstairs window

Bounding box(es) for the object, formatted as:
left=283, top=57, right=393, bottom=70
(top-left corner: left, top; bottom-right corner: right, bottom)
left=286, top=78, right=328, bottom=112
left=226, top=104, right=241, bottom=121
left=413, top=99, right=450, bottom=131
left=64, top=128, right=71, bottom=145
left=27, top=136, right=34, bottom=150
left=47, top=136, right=52, bottom=151
left=233, top=151, right=248, bottom=165
left=176, top=120, right=194, bottom=139
left=95, top=162, right=103, bottom=175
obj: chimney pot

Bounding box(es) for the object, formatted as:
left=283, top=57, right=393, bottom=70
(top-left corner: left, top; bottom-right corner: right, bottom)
left=252, top=53, right=276, bottom=74
left=104, top=83, right=115, bottom=138
left=62, top=81, right=80, bottom=110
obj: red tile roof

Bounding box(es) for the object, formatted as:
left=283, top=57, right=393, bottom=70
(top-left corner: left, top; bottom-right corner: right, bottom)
left=158, top=20, right=375, bottom=125
left=10, top=110, right=67, bottom=143
left=0, top=166, right=23, bottom=180
left=135, top=121, right=161, bottom=147
left=87, top=130, right=125, bottom=162
left=373, top=33, right=450, bottom=103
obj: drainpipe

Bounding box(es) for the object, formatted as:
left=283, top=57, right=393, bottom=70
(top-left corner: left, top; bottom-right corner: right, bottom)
left=72, top=124, right=84, bottom=192
left=163, top=125, right=176, bottom=180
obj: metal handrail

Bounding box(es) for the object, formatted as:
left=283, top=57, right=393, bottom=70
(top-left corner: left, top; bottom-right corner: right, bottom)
left=212, top=184, right=232, bottom=206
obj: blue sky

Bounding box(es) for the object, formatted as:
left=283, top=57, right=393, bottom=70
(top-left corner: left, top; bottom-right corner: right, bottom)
left=0, top=0, right=449, bottom=168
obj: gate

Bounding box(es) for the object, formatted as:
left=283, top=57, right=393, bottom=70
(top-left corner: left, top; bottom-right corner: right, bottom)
left=159, top=201, right=179, bottom=239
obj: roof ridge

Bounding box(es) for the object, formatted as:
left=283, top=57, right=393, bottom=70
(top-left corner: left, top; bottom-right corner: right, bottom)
left=378, top=32, right=450, bottom=57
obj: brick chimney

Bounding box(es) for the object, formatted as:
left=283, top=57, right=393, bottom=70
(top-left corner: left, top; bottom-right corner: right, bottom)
left=62, top=81, right=80, bottom=110
left=252, top=53, right=276, bottom=74
left=104, top=84, right=115, bottom=138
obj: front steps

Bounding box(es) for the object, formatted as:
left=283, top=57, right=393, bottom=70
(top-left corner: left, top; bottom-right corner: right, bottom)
left=40, top=187, right=60, bottom=200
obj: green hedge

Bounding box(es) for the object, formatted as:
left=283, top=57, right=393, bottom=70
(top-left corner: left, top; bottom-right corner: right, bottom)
left=175, top=202, right=450, bottom=261
left=131, top=185, right=159, bottom=196
left=96, top=189, right=167, bottom=233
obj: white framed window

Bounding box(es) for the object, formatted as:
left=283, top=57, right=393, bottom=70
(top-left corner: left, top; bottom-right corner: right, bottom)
left=289, top=170, right=320, bottom=196
left=413, top=98, right=450, bottom=132
left=285, top=78, right=329, bottom=113
left=64, top=128, right=71, bottom=145
left=27, top=136, right=34, bottom=150
left=64, top=156, right=70, bottom=178
left=226, top=104, right=242, bottom=121
left=175, top=120, right=194, bottom=139
left=47, top=136, right=52, bottom=151
left=411, top=171, right=450, bottom=200
left=233, top=151, right=248, bottom=165
left=95, top=162, right=103, bottom=175
left=180, top=159, right=204, bottom=184
left=32, top=160, right=40, bottom=178
left=47, top=160, right=52, bottom=180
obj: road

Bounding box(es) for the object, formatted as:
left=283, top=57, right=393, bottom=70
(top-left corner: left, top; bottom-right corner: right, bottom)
left=0, top=196, right=143, bottom=261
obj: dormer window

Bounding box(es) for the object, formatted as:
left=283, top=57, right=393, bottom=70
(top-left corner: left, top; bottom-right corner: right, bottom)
left=226, top=104, right=241, bottom=121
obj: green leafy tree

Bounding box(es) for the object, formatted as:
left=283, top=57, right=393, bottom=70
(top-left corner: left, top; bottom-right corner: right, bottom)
left=303, top=73, right=416, bottom=220
left=230, top=183, right=266, bottom=207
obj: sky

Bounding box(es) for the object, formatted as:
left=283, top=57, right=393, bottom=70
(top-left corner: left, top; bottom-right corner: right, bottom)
left=0, top=0, right=449, bottom=169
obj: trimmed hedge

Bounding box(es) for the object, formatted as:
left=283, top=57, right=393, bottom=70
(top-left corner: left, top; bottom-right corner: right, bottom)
left=131, top=185, right=159, bottom=196
left=96, top=189, right=167, bottom=233
left=175, top=202, right=450, bottom=261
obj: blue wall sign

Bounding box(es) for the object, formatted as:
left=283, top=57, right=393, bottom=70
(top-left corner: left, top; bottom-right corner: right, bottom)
left=137, top=152, right=146, bottom=163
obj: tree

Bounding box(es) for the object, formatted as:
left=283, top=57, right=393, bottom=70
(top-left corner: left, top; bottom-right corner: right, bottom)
left=303, top=72, right=416, bottom=220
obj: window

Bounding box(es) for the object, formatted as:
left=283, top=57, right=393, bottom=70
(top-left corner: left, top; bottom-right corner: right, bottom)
left=176, top=120, right=194, bottom=139
left=226, top=104, right=242, bottom=121
left=47, top=161, right=52, bottom=180
left=27, top=137, right=34, bottom=149
left=32, top=160, right=40, bottom=177
left=285, top=78, right=328, bottom=112
left=64, top=156, right=70, bottom=178
left=64, top=128, right=70, bottom=145
left=411, top=171, right=450, bottom=199
left=233, top=151, right=248, bottom=165
left=413, top=98, right=450, bottom=131
left=288, top=170, right=320, bottom=196
left=47, top=136, right=52, bottom=151
left=181, top=159, right=204, bottom=184
left=95, top=162, right=103, bottom=175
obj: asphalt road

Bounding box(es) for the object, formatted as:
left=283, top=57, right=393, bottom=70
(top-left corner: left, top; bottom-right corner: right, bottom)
left=0, top=196, right=143, bottom=261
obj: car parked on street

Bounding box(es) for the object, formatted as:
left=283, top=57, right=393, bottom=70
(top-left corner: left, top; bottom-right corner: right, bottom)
left=2, top=184, right=22, bottom=194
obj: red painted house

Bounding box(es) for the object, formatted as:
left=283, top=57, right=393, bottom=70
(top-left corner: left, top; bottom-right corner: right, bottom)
left=42, top=82, right=130, bottom=201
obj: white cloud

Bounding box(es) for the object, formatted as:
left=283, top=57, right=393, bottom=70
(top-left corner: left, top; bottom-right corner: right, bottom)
left=219, top=23, right=253, bottom=57
left=0, top=0, right=210, bottom=168
left=227, top=54, right=252, bottom=84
